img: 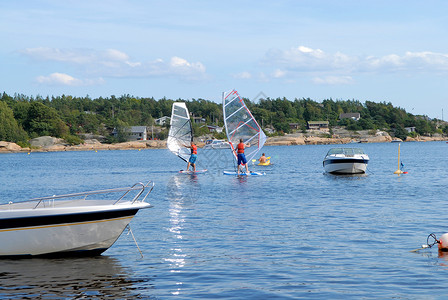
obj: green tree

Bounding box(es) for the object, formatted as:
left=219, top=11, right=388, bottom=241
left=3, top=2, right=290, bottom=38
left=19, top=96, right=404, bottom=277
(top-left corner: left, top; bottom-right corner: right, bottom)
left=0, top=101, right=28, bottom=143
left=110, top=119, right=130, bottom=143
left=23, top=102, right=69, bottom=138
left=391, top=123, right=408, bottom=140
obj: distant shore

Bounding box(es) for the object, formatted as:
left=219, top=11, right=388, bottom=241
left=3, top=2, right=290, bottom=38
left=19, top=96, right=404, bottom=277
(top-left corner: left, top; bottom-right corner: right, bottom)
left=1, top=133, right=447, bottom=154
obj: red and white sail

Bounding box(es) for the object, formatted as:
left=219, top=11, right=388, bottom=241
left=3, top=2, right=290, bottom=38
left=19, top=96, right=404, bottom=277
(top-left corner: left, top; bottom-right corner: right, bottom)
left=222, top=90, right=266, bottom=162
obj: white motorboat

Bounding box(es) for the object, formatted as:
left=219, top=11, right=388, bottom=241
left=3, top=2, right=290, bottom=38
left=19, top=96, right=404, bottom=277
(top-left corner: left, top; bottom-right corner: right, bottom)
left=323, top=148, right=369, bottom=174
left=203, top=139, right=231, bottom=149
left=0, top=181, right=154, bottom=258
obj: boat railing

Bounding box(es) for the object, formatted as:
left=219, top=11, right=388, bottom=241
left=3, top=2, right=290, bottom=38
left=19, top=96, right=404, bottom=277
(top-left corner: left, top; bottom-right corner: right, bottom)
left=28, top=180, right=154, bottom=209
left=113, top=181, right=155, bottom=205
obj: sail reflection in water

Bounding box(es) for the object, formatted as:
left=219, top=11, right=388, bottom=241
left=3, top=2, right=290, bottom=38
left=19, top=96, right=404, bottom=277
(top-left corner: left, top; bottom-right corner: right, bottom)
left=167, top=176, right=187, bottom=270
left=165, top=175, right=201, bottom=295
left=0, top=256, right=151, bottom=299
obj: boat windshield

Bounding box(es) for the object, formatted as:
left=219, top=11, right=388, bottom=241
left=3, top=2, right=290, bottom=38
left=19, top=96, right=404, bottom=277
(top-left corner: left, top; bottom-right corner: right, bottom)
left=326, top=148, right=365, bottom=156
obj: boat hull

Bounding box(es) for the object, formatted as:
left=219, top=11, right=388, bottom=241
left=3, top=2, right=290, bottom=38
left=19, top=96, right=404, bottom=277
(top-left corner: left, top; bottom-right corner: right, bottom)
left=323, top=158, right=368, bottom=174
left=0, top=202, right=150, bottom=257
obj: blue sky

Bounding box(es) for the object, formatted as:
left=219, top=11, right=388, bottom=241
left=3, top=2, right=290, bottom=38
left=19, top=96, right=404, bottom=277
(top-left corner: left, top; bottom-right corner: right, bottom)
left=1, top=0, right=447, bottom=119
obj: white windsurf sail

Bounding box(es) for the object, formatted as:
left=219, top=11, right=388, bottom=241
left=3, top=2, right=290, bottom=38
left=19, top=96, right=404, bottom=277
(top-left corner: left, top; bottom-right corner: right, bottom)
left=222, top=90, right=267, bottom=162
left=167, top=102, right=193, bottom=162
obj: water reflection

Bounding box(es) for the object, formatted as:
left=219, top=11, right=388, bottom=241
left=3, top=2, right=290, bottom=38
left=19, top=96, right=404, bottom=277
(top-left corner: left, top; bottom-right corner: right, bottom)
left=188, top=173, right=198, bottom=183
left=236, top=175, right=249, bottom=184
left=165, top=175, right=201, bottom=295
left=0, top=256, right=149, bottom=299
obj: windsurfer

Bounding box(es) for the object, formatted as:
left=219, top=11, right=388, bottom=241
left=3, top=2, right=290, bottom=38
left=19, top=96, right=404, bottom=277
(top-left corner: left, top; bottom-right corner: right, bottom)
left=237, top=139, right=250, bottom=175
left=184, top=141, right=197, bottom=171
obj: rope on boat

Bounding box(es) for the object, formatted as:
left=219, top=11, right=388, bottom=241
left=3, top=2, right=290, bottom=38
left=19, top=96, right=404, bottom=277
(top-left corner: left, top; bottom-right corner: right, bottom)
left=410, top=233, right=440, bottom=252
left=127, top=225, right=143, bottom=258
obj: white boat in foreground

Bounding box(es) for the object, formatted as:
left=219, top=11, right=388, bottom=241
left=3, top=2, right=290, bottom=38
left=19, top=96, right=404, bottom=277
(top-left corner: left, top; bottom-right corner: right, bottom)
left=0, top=181, right=154, bottom=258
left=203, top=139, right=231, bottom=149
left=323, top=148, right=369, bottom=174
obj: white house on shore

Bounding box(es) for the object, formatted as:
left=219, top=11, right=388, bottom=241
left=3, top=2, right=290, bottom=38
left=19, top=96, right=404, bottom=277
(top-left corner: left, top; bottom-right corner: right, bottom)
left=112, top=126, right=148, bottom=141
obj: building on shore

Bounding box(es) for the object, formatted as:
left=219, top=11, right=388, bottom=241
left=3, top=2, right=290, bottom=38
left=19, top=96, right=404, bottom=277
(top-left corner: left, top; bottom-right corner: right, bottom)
left=339, top=113, right=361, bottom=121
left=307, top=121, right=329, bottom=132
left=112, top=126, right=148, bottom=141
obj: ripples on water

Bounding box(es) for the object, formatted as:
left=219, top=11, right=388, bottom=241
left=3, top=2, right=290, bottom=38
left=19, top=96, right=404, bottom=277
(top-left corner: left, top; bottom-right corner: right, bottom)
left=1, top=141, right=448, bottom=298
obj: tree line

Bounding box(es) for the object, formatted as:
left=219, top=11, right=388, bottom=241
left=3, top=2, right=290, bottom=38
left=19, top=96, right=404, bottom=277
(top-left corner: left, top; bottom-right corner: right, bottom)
left=0, top=92, right=446, bottom=146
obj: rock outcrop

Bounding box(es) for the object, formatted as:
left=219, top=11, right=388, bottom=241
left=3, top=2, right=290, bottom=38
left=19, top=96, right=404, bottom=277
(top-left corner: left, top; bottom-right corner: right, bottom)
left=0, top=141, right=27, bottom=152
left=29, top=136, right=67, bottom=148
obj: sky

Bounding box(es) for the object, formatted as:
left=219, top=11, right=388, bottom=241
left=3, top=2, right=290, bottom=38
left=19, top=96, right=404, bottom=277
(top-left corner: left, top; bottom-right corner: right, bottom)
left=1, top=0, right=447, bottom=119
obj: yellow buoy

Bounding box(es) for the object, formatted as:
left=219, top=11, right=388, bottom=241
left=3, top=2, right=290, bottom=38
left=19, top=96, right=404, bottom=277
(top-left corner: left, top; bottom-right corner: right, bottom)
left=394, top=143, right=404, bottom=174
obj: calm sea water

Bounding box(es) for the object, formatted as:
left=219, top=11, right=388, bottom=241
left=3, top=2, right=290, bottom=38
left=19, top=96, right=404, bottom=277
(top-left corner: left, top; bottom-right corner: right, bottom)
left=1, top=141, right=448, bottom=299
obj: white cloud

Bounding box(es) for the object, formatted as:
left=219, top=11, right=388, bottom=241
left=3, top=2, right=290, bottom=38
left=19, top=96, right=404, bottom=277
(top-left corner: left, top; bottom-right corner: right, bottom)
left=132, top=56, right=207, bottom=80
left=297, top=46, right=314, bottom=53
left=264, top=45, right=448, bottom=74
left=364, top=51, right=448, bottom=72
left=264, top=46, right=357, bottom=72
left=272, top=69, right=286, bottom=78
left=257, top=72, right=269, bottom=82
left=312, top=76, right=354, bottom=85
left=233, top=71, right=252, bottom=79
left=21, top=48, right=207, bottom=81
left=35, top=72, right=104, bottom=86
left=104, top=49, right=130, bottom=62
left=168, top=56, right=206, bottom=77
left=23, top=47, right=97, bottom=64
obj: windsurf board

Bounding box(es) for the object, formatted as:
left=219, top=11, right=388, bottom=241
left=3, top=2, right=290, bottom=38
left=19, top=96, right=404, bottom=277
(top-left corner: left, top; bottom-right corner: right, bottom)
left=223, top=170, right=266, bottom=176
left=179, top=169, right=208, bottom=174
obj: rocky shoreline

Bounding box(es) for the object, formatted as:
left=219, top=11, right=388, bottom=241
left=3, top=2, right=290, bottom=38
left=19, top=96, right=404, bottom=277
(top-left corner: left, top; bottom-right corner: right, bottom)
left=264, top=133, right=447, bottom=146
left=0, top=138, right=167, bottom=153
left=1, top=133, right=447, bottom=153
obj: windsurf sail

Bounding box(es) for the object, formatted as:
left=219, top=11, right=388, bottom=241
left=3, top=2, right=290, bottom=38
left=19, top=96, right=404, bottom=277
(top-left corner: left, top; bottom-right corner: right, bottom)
left=167, top=102, right=193, bottom=162
left=222, top=90, right=267, bottom=162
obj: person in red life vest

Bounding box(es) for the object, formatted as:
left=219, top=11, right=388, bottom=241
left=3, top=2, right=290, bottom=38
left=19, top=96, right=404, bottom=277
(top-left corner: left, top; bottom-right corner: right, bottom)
left=236, top=138, right=250, bottom=175
left=184, top=141, right=197, bottom=172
